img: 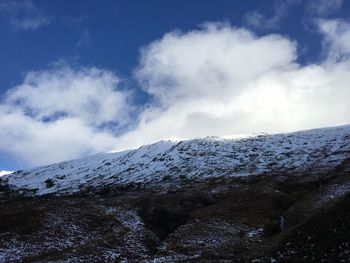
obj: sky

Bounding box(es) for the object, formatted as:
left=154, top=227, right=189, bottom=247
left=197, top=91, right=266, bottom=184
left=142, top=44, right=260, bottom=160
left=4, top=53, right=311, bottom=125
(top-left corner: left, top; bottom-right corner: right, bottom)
left=1, top=0, right=350, bottom=170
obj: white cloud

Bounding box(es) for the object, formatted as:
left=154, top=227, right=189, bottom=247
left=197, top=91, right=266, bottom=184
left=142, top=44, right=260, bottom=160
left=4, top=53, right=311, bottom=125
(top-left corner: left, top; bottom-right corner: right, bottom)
left=136, top=22, right=296, bottom=103
left=0, top=0, right=50, bottom=30
left=0, top=66, right=129, bottom=166
left=318, top=19, right=350, bottom=60
left=6, top=66, right=128, bottom=126
left=306, top=0, right=343, bottom=16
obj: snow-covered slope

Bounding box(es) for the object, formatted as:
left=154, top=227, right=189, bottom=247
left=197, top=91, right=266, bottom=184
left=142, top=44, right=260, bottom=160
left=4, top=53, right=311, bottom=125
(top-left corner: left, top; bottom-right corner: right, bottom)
left=0, top=171, right=12, bottom=177
left=2, top=125, right=350, bottom=196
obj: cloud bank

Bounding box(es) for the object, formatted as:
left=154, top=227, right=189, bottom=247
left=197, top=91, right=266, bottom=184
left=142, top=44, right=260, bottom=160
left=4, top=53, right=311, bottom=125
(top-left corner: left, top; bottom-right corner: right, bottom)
left=1, top=20, right=350, bottom=167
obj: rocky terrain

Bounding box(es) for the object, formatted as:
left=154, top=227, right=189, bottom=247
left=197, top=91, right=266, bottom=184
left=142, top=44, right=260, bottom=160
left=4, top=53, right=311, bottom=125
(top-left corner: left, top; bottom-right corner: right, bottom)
left=1, top=125, right=350, bottom=262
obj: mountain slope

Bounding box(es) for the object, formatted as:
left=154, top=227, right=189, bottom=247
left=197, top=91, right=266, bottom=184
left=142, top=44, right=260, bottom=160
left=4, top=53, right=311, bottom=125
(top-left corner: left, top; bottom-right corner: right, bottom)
left=1, top=125, right=350, bottom=262
left=1, top=158, right=350, bottom=262
left=2, top=125, right=350, bottom=196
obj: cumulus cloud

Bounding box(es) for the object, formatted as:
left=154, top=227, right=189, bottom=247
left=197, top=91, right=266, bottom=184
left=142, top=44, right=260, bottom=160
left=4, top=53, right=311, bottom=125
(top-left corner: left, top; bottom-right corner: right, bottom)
left=5, top=67, right=128, bottom=125
left=136, top=23, right=296, bottom=103
left=0, top=66, right=129, bottom=166
left=0, top=0, right=50, bottom=30
left=2, top=21, right=350, bottom=168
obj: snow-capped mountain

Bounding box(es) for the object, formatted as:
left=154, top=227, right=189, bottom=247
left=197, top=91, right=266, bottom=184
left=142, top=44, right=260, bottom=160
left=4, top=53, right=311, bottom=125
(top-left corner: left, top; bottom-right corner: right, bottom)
left=2, top=125, right=350, bottom=196
left=2, top=125, right=350, bottom=262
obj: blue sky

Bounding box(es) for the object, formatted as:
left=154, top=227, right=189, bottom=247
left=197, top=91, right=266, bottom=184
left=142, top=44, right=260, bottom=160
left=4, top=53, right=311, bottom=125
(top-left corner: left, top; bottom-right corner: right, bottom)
left=1, top=0, right=350, bottom=170
left=2, top=0, right=348, bottom=94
